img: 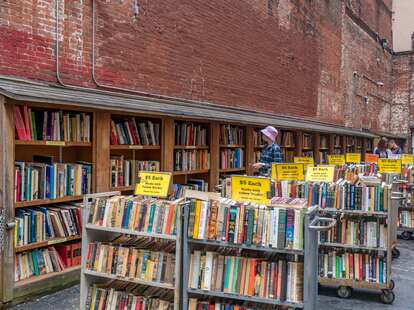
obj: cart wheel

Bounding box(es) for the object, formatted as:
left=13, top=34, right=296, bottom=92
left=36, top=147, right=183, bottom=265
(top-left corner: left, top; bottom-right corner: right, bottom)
left=337, top=286, right=352, bottom=299
left=380, top=290, right=395, bottom=304
left=392, top=248, right=400, bottom=259
left=401, top=231, right=412, bottom=240
left=389, top=279, right=395, bottom=290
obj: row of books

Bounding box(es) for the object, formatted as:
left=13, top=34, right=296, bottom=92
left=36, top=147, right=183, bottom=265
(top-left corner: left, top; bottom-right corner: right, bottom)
left=15, top=246, right=65, bottom=281
left=302, top=151, right=313, bottom=158
left=219, top=125, right=244, bottom=145
left=171, top=181, right=209, bottom=199
left=220, top=149, right=244, bottom=169
left=110, top=156, right=160, bottom=188
left=398, top=210, right=414, bottom=228
left=319, top=217, right=387, bottom=248
left=302, top=133, right=312, bottom=149
left=283, top=149, right=295, bottom=163
left=320, top=135, right=329, bottom=149
left=189, top=251, right=303, bottom=303
left=14, top=161, right=92, bottom=202
left=188, top=199, right=305, bottom=250
left=175, top=122, right=208, bottom=146
left=88, top=196, right=177, bottom=236
left=253, top=129, right=265, bottom=146
left=254, top=151, right=261, bottom=163
left=15, top=205, right=82, bottom=247
left=318, top=250, right=387, bottom=284
left=281, top=132, right=295, bottom=147
left=110, top=119, right=160, bottom=145
left=86, top=285, right=173, bottom=310
left=189, top=300, right=254, bottom=310
left=174, top=150, right=210, bottom=171
left=56, top=242, right=82, bottom=267
left=319, top=151, right=328, bottom=164
left=86, top=242, right=175, bottom=284
left=15, top=105, right=91, bottom=142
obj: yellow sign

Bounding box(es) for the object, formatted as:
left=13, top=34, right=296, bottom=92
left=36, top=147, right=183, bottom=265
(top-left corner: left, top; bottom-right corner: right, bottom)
left=294, top=157, right=314, bottom=167
left=272, top=163, right=305, bottom=181
left=365, top=153, right=379, bottom=164
left=231, top=176, right=271, bottom=205
left=306, top=166, right=335, bottom=183
left=401, top=154, right=414, bottom=165
left=46, top=141, right=65, bottom=146
left=135, top=171, right=172, bottom=198
left=378, top=159, right=402, bottom=174
left=327, top=155, right=345, bottom=166
left=346, top=153, right=361, bottom=163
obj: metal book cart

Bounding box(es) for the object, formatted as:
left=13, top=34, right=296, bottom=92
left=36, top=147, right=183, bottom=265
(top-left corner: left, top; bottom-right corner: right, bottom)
left=397, top=182, right=414, bottom=240
left=181, top=191, right=334, bottom=310
left=79, top=192, right=182, bottom=310
left=318, top=178, right=402, bottom=304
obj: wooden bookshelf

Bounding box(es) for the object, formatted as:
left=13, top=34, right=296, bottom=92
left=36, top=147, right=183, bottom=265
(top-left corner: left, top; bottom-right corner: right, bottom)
left=15, top=235, right=82, bottom=253
left=219, top=124, right=246, bottom=176
left=14, top=196, right=83, bottom=208
left=15, top=140, right=92, bottom=147
left=172, top=169, right=210, bottom=176
left=219, top=167, right=246, bottom=173
left=110, top=145, right=160, bottom=150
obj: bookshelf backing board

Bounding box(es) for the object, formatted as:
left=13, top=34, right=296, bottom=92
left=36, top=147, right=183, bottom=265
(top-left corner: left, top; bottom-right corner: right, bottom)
left=0, top=97, right=376, bottom=304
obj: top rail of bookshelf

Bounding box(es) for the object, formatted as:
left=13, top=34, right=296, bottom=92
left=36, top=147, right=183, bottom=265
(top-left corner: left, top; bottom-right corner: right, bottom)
left=110, top=144, right=160, bottom=150
left=85, top=224, right=177, bottom=241
left=15, top=140, right=92, bottom=147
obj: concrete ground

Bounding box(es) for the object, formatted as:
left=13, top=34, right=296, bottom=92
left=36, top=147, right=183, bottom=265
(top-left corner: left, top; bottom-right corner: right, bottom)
left=10, top=239, right=414, bottom=310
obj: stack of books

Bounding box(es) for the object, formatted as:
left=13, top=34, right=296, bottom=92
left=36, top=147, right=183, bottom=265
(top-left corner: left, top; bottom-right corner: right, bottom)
left=175, top=122, right=208, bottom=146
left=282, top=132, right=295, bottom=147
left=14, top=161, right=92, bottom=201
left=15, top=105, right=91, bottom=142
left=253, top=129, right=265, bottom=146
left=15, top=246, right=66, bottom=281
left=86, top=286, right=173, bottom=310
left=86, top=242, right=175, bottom=285
left=187, top=199, right=305, bottom=250
left=15, top=205, right=82, bottom=246
left=399, top=210, right=414, bottom=228
left=220, top=149, right=244, bottom=169
left=302, top=134, right=312, bottom=149
left=319, top=250, right=387, bottom=284
left=110, top=119, right=160, bottom=145
left=174, top=150, right=210, bottom=171
left=189, top=251, right=304, bottom=303
left=88, top=196, right=178, bottom=236
left=219, top=125, right=244, bottom=145
left=55, top=242, right=82, bottom=267
left=110, top=156, right=160, bottom=188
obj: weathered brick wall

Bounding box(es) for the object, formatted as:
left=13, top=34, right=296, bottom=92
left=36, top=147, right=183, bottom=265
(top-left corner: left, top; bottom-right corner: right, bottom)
left=0, top=0, right=397, bottom=133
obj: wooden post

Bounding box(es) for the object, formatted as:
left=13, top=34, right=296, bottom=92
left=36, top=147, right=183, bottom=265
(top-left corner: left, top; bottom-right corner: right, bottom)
left=329, top=134, right=335, bottom=154
left=295, top=131, right=303, bottom=157
left=209, top=122, right=220, bottom=190
left=162, top=118, right=174, bottom=172
left=94, top=111, right=111, bottom=192
left=0, top=96, right=15, bottom=303
left=246, top=126, right=254, bottom=176
left=314, top=133, right=320, bottom=164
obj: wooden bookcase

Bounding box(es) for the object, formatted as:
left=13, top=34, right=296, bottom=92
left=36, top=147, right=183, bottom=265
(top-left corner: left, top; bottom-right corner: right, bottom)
left=10, top=102, right=94, bottom=303
left=281, top=130, right=296, bottom=162
left=218, top=124, right=247, bottom=177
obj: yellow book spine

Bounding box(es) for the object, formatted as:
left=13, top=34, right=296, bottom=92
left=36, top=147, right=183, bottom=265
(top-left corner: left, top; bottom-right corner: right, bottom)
left=193, top=200, right=201, bottom=239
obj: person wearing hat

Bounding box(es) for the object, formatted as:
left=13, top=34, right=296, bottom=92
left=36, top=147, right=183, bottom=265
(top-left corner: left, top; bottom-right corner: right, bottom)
left=252, top=126, right=283, bottom=176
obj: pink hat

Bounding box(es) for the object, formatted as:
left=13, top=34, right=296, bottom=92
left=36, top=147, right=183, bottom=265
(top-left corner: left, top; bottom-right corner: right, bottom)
left=261, top=126, right=278, bottom=142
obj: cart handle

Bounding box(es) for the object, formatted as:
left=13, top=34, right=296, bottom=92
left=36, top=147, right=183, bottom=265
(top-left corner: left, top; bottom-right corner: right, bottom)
left=309, top=217, right=336, bottom=231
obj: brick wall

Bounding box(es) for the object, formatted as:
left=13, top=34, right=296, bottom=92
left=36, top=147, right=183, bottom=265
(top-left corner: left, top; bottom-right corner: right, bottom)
left=0, top=0, right=397, bottom=133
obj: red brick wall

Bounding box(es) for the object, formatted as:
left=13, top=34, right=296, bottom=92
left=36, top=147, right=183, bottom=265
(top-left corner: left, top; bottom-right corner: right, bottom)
left=0, top=0, right=396, bottom=132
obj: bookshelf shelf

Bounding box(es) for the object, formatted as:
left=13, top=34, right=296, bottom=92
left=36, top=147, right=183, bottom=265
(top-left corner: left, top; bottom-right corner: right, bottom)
left=174, top=145, right=209, bottom=150
left=15, top=235, right=82, bottom=253
left=281, top=145, right=296, bottom=148
left=187, top=288, right=304, bottom=308
left=109, top=185, right=134, bottom=192
left=254, top=145, right=265, bottom=149
left=109, top=144, right=160, bottom=150
left=84, top=270, right=175, bottom=290
left=172, top=169, right=210, bottom=176
left=15, top=265, right=81, bottom=288
left=85, top=223, right=177, bottom=241
left=319, top=147, right=329, bottom=151
left=15, top=140, right=92, bottom=147
left=318, top=277, right=388, bottom=290
left=188, top=238, right=304, bottom=255
left=321, top=208, right=388, bottom=217
left=14, top=196, right=83, bottom=208
left=398, top=226, right=414, bottom=232
left=219, top=167, right=246, bottom=173
left=320, top=242, right=386, bottom=252
left=219, top=144, right=245, bottom=148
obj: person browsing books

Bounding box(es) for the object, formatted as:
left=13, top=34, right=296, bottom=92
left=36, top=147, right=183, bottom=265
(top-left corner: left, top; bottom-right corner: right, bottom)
left=252, top=126, right=283, bottom=176
left=374, top=137, right=392, bottom=158
left=388, top=139, right=402, bottom=155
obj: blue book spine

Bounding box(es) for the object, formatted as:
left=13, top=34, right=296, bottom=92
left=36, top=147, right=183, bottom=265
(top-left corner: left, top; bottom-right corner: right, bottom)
left=30, top=210, right=35, bottom=243
left=147, top=204, right=156, bottom=232
left=350, top=185, right=355, bottom=210
left=50, top=165, right=55, bottom=199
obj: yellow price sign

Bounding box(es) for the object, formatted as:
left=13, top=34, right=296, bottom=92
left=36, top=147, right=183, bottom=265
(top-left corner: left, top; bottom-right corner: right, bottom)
left=294, top=157, right=314, bottom=167
left=306, top=166, right=335, bottom=183
left=401, top=154, right=414, bottom=165
left=272, top=163, right=304, bottom=181
left=327, top=155, right=345, bottom=166
left=346, top=153, right=361, bottom=163
left=378, top=159, right=402, bottom=174
left=135, top=171, right=172, bottom=198
left=231, top=176, right=271, bottom=205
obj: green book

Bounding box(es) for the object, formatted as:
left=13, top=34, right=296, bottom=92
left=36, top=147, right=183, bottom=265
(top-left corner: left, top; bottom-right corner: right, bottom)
left=246, top=208, right=255, bottom=245
left=223, top=256, right=231, bottom=292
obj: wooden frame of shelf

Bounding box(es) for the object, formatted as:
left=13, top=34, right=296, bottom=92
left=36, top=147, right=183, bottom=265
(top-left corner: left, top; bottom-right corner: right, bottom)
left=15, top=235, right=82, bottom=253
left=218, top=124, right=247, bottom=178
